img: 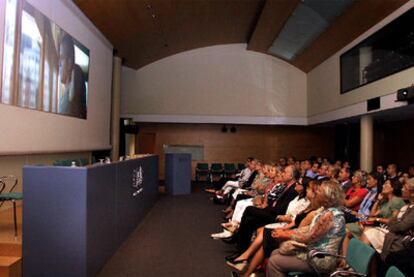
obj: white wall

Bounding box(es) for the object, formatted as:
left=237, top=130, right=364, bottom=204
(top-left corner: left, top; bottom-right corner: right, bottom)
left=308, top=1, right=414, bottom=118
left=0, top=0, right=113, bottom=154
left=121, top=44, right=307, bottom=125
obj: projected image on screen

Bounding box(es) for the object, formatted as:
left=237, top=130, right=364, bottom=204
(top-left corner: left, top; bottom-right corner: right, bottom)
left=1, top=0, right=89, bottom=119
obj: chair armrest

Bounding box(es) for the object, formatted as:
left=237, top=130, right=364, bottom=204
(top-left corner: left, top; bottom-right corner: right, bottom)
left=330, top=270, right=366, bottom=277
left=309, top=249, right=345, bottom=260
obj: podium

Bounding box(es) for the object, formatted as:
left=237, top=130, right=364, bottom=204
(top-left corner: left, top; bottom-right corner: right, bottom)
left=165, top=153, right=191, bottom=195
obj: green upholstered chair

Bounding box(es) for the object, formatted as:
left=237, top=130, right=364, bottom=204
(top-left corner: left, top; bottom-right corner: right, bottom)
left=335, top=238, right=376, bottom=276
left=0, top=175, right=23, bottom=237
left=209, top=163, right=224, bottom=182
left=237, top=163, right=245, bottom=173
left=79, top=158, right=89, bottom=166
left=195, top=163, right=209, bottom=182
left=53, top=159, right=72, bottom=166
left=310, top=238, right=375, bottom=277
left=288, top=238, right=374, bottom=277
left=224, top=163, right=236, bottom=178
left=385, top=266, right=405, bottom=277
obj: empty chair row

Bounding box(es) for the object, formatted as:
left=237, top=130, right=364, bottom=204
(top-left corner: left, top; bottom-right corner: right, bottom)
left=195, top=163, right=245, bottom=182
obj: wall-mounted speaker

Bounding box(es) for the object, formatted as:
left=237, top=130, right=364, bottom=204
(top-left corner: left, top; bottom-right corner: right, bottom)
left=396, top=86, right=414, bottom=102
left=367, top=97, right=380, bottom=111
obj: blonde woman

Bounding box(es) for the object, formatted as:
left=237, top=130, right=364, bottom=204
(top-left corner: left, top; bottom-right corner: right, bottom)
left=267, top=180, right=346, bottom=276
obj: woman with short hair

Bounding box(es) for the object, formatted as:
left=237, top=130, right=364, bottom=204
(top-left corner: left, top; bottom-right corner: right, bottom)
left=344, top=170, right=369, bottom=212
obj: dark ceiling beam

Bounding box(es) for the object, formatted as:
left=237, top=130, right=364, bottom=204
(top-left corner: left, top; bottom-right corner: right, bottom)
left=292, top=0, right=410, bottom=73
left=247, top=0, right=299, bottom=52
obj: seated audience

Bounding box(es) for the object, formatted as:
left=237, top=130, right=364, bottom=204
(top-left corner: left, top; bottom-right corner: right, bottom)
left=338, top=167, right=352, bottom=192
left=399, top=171, right=410, bottom=187
left=233, top=165, right=299, bottom=252
left=326, top=164, right=340, bottom=181
left=343, top=175, right=404, bottom=256
left=222, top=163, right=273, bottom=219
left=306, top=162, right=319, bottom=179
left=386, top=163, right=399, bottom=182
left=409, top=164, right=414, bottom=178
left=212, top=167, right=279, bottom=238
left=343, top=171, right=382, bottom=223
left=360, top=178, right=414, bottom=260
left=226, top=179, right=320, bottom=276
left=343, top=170, right=368, bottom=213
left=334, top=160, right=342, bottom=168
left=266, top=180, right=345, bottom=276
left=316, top=163, right=330, bottom=181
left=278, top=157, right=287, bottom=167
left=230, top=161, right=264, bottom=202
left=300, top=160, right=311, bottom=177
left=343, top=161, right=351, bottom=169
left=206, top=156, right=414, bottom=276
left=389, top=178, right=403, bottom=197
left=206, top=158, right=255, bottom=194
left=287, top=156, right=296, bottom=166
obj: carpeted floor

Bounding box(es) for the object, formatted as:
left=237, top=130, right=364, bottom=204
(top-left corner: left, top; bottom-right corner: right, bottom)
left=98, top=183, right=237, bottom=277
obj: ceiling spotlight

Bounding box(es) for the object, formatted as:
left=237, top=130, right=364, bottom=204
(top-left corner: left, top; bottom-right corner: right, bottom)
left=221, top=125, right=228, bottom=133
left=230, top=126, right=236, bottom=133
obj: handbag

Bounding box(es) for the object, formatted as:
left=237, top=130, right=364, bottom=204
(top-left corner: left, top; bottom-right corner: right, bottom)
left=278, top=240, right=307, bottom=255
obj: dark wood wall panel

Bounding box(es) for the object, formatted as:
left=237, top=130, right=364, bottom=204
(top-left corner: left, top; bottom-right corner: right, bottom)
left=374, top=119, right=414, bottom=171
left=135, top=123, right=335, bottom=179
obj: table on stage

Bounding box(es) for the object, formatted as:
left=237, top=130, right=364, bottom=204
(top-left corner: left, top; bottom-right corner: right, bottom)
left=23, top=155, right=159, bottom=277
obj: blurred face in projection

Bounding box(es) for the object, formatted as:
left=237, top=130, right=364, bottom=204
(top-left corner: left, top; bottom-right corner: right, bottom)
left=58, top=35, right=87, bottom=118
left=59, top=37, right=74, bottom=85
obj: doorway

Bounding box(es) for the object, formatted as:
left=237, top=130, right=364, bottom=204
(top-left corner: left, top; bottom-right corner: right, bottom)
left=136, top=132, right=156, bottom=154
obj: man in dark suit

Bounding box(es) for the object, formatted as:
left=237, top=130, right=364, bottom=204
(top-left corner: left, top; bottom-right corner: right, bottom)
left=339, top=167, right=352, bottom=192
left=233, top=165, right=299, bottom=252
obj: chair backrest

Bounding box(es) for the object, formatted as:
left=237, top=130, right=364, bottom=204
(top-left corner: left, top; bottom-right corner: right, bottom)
left=79, top=158, right=89, bottom=166
left=210, top=163, right=223, bottom=171
left=53, top=159, right=72, bottom=166
left=346, top=238, right=376, bottom=275
left=0, top=176, right=18, bottom=207
left=385, top=266, right=405, bottom=277
left=0, top=179, right=5, bottom=194
left=224, top=163, right=236, bottom=171
left=196, top=163, right=209, bottom=171
left=237, top=163, right=245, bottom=170
left=0, top=175, right=18, bottom=193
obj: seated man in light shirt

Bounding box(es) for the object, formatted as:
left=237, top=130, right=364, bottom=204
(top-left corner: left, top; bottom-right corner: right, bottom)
left=206, top=158, right=256, bottom=196
left=219, top=159, right=256, bottom=196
